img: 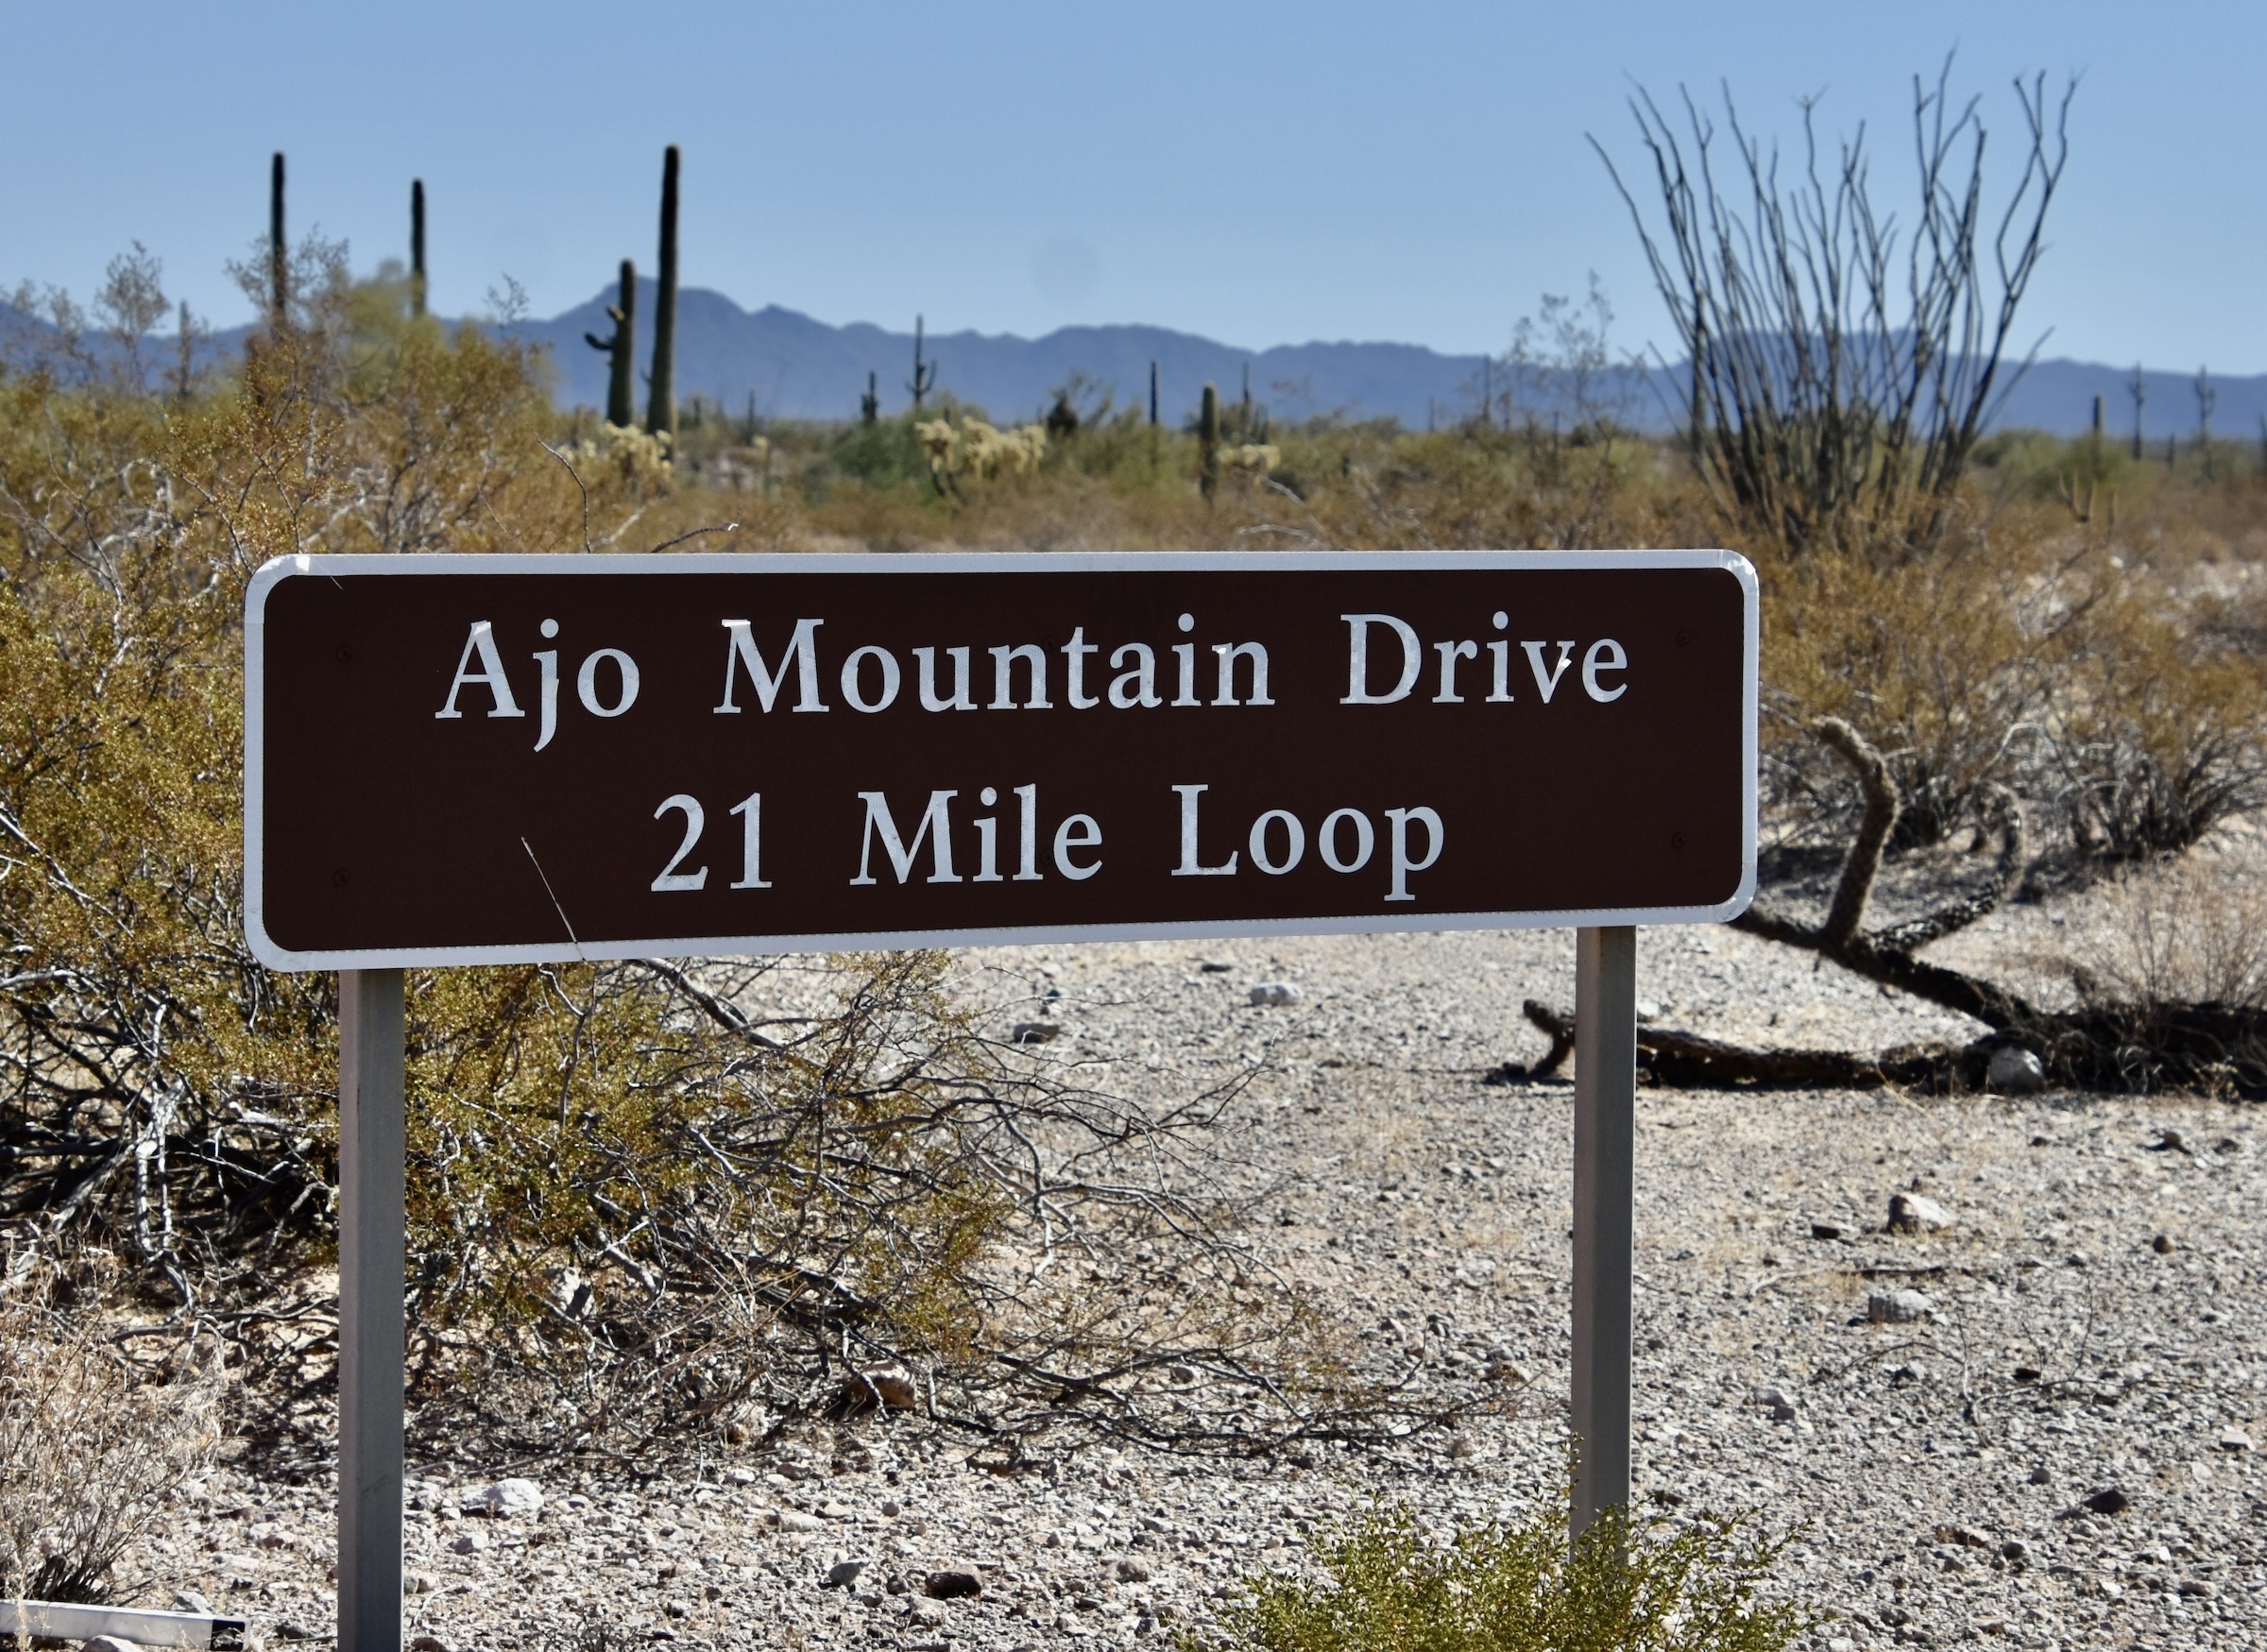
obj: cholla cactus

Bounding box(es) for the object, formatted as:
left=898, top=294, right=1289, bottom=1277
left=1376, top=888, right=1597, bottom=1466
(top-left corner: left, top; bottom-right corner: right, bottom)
left=1222, top=443, right=1280, bottom=476
left=566, top=422, right=673, bottom=493
left=914, top=416, right=1046, bottom=495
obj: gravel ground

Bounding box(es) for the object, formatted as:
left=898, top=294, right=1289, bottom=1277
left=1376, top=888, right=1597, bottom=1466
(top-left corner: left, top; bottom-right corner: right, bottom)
left=132, top=916, right=2267, bottom=1651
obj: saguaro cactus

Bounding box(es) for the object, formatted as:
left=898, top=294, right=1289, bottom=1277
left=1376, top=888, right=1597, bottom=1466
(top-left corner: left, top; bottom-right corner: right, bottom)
left=268, top=152, right=287, bottom=326
left=861, top=371, right=879, bottom=424
left=585, top=260, right=638, bottom=428
left=2129, top=364, right=2147, bottom=461
left=410, top=179, right=427, bottom=318
left=908, top=315, right=939, bottom=409
left=648, top=145, right=680, bottom=440
left=1199, top=382, right=1221, bottom=498
left=1149, top=360, right=1159, bottom=426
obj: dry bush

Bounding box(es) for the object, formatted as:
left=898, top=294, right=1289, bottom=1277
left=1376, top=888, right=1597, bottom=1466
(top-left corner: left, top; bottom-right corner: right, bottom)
left=2057, top=848, right=2267, bottom=1015
left=0, top=263, right=1440, bottom=1464
left=0, top=1273, right=217, bottom=1604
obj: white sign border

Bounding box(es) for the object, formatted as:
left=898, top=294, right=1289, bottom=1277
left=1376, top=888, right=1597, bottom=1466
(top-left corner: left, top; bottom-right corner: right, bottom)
left=246, top=549, right=1759, bottom=972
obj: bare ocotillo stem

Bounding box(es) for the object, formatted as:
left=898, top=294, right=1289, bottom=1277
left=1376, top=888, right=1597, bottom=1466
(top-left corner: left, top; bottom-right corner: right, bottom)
left=648, top=145, right=680, bottom=440
left=410, top=179, right=427, bottom=318
left=268, top=152, right=287, bottom=326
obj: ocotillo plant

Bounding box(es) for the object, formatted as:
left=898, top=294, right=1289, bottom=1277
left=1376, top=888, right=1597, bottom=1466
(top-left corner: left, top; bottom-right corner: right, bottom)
left=1199, top=382, right=1220, bottom=499
left=908, top=315, right=938, bottom=409
left=648, top=145, right=680, bottom=440
left=861, top=371, right=879, bottom=424
left=410, top=179, right=427, bottom=318
left=584, top=260, right=638, bottom=428
left=268, top=152, right=287, bottom=326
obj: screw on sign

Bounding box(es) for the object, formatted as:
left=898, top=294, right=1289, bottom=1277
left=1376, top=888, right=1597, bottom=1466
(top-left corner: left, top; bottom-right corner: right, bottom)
left=244, top=551, right=1756, bottom=1649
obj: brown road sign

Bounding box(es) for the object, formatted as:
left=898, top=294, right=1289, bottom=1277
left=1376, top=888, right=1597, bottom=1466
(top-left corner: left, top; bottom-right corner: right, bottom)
left=245, top=551, right=1755, bottom=969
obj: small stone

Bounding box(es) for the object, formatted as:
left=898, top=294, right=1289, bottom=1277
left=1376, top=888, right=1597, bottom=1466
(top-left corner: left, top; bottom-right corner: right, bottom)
left=1886, top=1192, right=1952, bottom=1234
left=410, top=1637, right=457, bottom=1652
left=1200, top=959, right=1235, bottom=973
left=2213, top=1134, right=2243, bottom=1155
left=924, top=1568, right=983, bottom=1599
left=173, top=1591, right=213, bottom=1614
left=2152, top=1234, right=2176, bottom=1255
left=1987, top=1046, right=2046, bottom=1093
left=2080, top=1487, right=2130, bottom=1516
left=478, top=1477, right=544, bottom=1518
left=2012, top=1365, right=2042, bottom=1384
left=881, top=1499, right=903, bottom=1517
left=2179, top=1577, right=2215, bottom=1597
left=1116, top=1558, right=1151, bottom=1583
left=1809, top=1221, right=1846, bottom=1241
left=1866, top=1288, right=1934, bottom=1324
left=1446, top=1434, right=1477, bottom=1458
left=88, top=1639, right=144, bottom=1652
left=407, top=1571, right=440, bottom=1594
left=2000, top=1539, right=2030, bottom=1561
left=825, top=1558, right=868, bottom=1589
left=724, top=1467, right=756, bottom=1486
left=776, top=1509, right=824, bottom=1533
left=2150, top=1128, right=2190, bottom=1153
left=449, top=1531, right=486, bottom=1555
left=1248, top=981, right=1301, bottom=1006
left=2220, top=1428, right=2254, bottom=1452
left=2027, top=1465, right=2053, bottom=1486
left=1934, top=1524, right=1990, bottom=1550
left=1011, top=1021, right=1065, bottom=1044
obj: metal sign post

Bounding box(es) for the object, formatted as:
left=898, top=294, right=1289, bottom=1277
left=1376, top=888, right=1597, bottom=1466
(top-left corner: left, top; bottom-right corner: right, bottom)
left=1571, top=925, right=1638, bottom=1540
left=336, top=970, right=404, bottom=1652
left=247, top=551, right=1755, bottom=1645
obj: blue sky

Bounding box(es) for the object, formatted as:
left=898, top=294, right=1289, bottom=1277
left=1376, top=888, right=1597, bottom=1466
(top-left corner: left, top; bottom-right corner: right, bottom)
left=4, top=2, right=2260, bottom=371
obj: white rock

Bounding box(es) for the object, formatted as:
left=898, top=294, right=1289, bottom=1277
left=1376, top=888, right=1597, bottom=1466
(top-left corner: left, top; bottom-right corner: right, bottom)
left=826, top=1558, right=868, bottom=1588
left=1248, top=981, right=1301, bottom=1006
left=1988, top=1046, right=2046, bottom=1092
left=478, top=1476, right=544, bottom=1518
left=776, top=1509, right=825, bottom=1533
left=448, top=1531, right=486, bottom=1554
left=1866, top=1288, right=1935, bottom=1323
left=1887, top=1192, right=1952, bottom=1234
left=2220, top=1428, right=2254, bottom=1452
left=86, top=1639, right=141, bottom=1652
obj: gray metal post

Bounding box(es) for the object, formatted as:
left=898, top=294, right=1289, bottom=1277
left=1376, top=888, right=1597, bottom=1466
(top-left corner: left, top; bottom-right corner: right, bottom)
left=338, top=969, right=405, bottom=1652
left=1571, top=925, right=1637, bottom=1541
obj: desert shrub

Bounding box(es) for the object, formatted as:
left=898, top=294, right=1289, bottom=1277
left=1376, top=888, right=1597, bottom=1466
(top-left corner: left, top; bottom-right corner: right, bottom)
left=2039, top=584, right=2267, bottom=860
left=1213, top=1496, right=1806, bottom=1652
left=0, top=1274, right=217, bottom=1604
left=0, top=264, right=1418, bottom=1457
left=2059, top=849, right=2267, bottom=1014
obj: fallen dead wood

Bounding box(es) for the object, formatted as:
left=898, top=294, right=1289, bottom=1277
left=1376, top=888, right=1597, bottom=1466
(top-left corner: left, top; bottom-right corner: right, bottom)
left=1501, top=999, right=1976, bottom=1091
left=1491, top=719, right=2267, bottom=1096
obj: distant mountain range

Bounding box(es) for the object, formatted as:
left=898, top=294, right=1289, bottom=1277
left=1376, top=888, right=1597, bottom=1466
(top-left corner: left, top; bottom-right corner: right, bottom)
left=9, top=281, right=2265, bottom=439
left=512, top=281, right=2267, bottom=441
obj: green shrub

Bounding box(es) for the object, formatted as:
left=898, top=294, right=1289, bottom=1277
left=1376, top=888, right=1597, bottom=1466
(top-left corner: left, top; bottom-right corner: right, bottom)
left=1211, top=1494, right=1807, bottom=1652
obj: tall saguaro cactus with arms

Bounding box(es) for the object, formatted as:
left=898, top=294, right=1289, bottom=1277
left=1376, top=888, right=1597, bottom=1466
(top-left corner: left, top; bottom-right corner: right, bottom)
left=586, top=261, right=639, bottom=429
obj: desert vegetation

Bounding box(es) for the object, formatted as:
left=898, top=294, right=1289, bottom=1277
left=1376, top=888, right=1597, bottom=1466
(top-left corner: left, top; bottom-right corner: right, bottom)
left=1, top=61, right=2263, bottom=1630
